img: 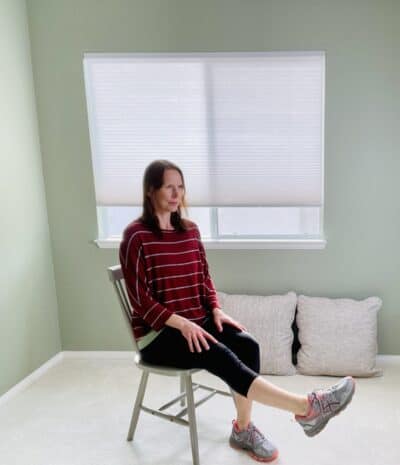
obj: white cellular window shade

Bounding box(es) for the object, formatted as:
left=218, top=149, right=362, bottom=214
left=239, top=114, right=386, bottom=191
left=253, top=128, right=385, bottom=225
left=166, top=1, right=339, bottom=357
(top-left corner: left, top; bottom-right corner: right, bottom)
left=83, top=52, right=324, bottom=207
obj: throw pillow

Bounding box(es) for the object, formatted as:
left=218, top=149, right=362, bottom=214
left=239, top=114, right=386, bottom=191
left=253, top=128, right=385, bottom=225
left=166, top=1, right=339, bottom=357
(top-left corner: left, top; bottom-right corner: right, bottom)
left=219, top=291, right=297, bottom=375
left=296, top=295, right=383, bottom=377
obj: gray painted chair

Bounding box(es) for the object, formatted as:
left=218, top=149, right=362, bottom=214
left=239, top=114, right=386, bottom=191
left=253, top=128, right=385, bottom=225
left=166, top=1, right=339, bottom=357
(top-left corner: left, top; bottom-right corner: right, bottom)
left=107, top=265, right=231, bottom=465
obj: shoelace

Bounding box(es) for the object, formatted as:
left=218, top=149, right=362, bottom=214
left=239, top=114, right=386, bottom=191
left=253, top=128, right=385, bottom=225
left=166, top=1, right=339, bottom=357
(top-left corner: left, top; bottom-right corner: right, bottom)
left=311, top=388, right=340, bottom=415
left=248, top=423, right=267, bottom=446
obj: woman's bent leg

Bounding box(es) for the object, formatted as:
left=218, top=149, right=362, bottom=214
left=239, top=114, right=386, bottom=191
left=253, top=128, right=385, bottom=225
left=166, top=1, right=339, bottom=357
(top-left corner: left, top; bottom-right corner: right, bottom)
left=203, top=321, right=260, bottom=428
left=232, top=393, right=253, bottom=430
left=140, top=326, right=258, bottom=397
left=203, top=320, right=310, bottom=415
left=140, top=326, right=356, bottom=439
left=204, top=320, right=260, bottom=373
left=140, top=326, right=308, bottom=415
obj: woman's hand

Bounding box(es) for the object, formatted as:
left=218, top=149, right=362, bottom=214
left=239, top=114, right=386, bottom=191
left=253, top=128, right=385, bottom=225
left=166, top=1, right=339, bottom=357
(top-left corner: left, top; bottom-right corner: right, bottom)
left=179, top=319, right=219, bottom=353
left=212, top=307, right=247, bottom=333
left=165, top=314, right=218, bottom=353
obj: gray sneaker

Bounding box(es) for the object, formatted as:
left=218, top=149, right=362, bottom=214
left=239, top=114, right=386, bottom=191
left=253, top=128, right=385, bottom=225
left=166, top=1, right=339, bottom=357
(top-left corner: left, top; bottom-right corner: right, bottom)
left=229, top=420, right=279, bottom=462
left=295, top=376, right=356, bottom=437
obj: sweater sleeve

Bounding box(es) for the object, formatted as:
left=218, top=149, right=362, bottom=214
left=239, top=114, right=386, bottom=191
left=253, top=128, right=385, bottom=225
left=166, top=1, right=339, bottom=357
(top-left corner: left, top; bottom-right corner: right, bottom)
left=119, top=232, right=174, bottom=331
left=195, top=227, right=220, bottom=311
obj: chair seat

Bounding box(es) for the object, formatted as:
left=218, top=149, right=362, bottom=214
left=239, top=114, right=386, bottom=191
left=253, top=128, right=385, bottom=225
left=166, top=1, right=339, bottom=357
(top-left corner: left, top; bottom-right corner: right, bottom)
left=134, top=353, right=201, bottom=376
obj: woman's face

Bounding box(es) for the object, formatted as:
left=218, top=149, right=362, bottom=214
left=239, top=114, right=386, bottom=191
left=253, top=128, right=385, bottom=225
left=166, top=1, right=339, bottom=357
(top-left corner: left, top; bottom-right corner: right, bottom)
left=149, top=169, right=185, bottom=215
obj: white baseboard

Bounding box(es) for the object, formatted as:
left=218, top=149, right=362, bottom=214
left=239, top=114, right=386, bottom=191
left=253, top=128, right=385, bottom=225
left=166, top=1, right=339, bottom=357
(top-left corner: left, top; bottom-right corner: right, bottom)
left=0, top=352, right=64, bottom=407
left=0, top=351, right=135, bottom=407
left=62, top=350, right=134, bottom=359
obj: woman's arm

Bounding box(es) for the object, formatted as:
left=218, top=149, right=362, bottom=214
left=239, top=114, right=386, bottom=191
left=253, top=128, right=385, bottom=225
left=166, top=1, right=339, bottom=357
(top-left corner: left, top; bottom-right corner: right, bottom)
left=195, top=227, right=246, bottom=333
left=195, top=229, right=220, bottom=311
left=211, top=307, right=247, bottom=333
left=120, top=236, right=174, bottom=331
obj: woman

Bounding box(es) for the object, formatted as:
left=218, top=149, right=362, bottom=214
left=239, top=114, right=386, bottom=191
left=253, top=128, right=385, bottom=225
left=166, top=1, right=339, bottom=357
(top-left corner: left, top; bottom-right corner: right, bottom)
left=119, top=160, right=355, bottom=463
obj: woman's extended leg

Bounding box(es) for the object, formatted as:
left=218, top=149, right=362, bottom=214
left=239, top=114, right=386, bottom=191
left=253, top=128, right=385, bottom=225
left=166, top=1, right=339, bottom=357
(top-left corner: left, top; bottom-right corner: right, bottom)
left=140, top=324, right=355, bottom=436
left=203, top=319, right=307, bottom=424
left=203, top=320, right=260, bottom=424
left=195, top=320, right=355, bottom=445
left=233, top=382, right=308, bottom=431
left=247, top=377, right=309, bottom=415
left=206, top=321, right=306, bottom=420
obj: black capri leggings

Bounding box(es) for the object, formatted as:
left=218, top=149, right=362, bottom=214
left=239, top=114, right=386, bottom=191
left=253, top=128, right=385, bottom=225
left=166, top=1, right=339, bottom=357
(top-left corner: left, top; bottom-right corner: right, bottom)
left=140, top=317, right=260, bottom=397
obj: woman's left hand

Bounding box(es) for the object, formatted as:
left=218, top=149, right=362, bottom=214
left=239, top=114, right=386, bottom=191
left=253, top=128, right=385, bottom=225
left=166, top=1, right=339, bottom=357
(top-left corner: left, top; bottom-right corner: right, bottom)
left=212, top=308, right=247, bottom=333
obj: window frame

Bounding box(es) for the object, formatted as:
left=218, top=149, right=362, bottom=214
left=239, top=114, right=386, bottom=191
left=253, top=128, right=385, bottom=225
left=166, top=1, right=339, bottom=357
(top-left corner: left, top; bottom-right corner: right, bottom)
left=94, top=205, right=326, bottom=250
left=84, top=51, right=326, bottom=249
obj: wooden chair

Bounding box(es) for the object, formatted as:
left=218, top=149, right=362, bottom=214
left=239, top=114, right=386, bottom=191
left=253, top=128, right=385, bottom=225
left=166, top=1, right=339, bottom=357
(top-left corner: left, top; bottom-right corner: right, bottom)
left=107, top=265, right=231, bottom=465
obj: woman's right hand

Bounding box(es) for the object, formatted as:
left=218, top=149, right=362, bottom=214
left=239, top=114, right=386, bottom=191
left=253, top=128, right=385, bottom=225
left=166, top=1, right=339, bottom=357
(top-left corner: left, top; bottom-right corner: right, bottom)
left=165, top=314, right=218, bottom=352
left=179, top=319, right=218, bottom=353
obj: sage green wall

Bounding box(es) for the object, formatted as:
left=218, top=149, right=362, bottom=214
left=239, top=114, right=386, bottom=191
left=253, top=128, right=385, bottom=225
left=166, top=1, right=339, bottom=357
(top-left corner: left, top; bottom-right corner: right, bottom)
left=26, top=0, right=400, bottom=354
left=0, top=0, right=61, bottom=397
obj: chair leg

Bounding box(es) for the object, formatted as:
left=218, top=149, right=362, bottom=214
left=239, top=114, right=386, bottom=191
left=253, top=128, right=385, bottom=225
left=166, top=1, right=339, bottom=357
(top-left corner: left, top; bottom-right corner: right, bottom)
left=127, top=370, right=149, bottom=442
left=184, top=374, right=200, bottom=465
left=180, top=374, right=186, bottom=406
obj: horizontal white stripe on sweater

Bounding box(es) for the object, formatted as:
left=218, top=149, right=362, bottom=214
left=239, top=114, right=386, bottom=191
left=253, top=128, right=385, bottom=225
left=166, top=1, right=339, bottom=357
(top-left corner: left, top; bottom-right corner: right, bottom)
left=146, top=260, right=201, bottom=272
left=164, top=294, right=205, bottom=304
left=145, top=249, right=198, bottom=259
left=142, top=237, right=199, bottom=247
left=148, top=271, right=202, bottom=284
left=156, top=283, right=199, bottom=294
left=123, top=226, right=197, bottom=266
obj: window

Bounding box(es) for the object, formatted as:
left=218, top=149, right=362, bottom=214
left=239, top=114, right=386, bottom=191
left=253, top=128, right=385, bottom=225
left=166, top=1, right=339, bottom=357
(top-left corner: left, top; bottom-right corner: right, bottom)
left=83, top=52, right=325, bottom=249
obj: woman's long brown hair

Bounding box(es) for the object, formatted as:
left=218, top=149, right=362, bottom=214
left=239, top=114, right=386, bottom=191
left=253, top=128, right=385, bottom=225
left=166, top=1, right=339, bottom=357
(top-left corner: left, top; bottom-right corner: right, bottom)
left=139, top=160, right=188, bottom=234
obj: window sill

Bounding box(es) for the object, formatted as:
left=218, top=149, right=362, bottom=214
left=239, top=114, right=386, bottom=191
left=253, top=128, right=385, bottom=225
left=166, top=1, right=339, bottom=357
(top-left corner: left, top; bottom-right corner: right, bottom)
left=94, top=237, right=326, bottom=250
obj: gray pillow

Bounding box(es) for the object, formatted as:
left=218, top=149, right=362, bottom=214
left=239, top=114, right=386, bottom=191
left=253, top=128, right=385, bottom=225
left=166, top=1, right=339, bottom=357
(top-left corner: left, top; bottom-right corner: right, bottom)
left=296, top=294, right=383, bottom=377
left=216, top=291, right=297, bottom=375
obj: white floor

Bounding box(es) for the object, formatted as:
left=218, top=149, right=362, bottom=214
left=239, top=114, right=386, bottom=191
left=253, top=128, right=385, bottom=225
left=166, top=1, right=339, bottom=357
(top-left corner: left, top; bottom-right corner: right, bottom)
left=0, top=355, right=399, bottom=465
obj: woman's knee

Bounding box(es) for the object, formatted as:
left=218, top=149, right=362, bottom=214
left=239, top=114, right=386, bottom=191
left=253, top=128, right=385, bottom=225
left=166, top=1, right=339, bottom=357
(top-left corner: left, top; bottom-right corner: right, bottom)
left=200, top=341, right=241, bottom=370
left=239, top=333, right=260, bottom=372
left=203, top=341, right=258, bottom=396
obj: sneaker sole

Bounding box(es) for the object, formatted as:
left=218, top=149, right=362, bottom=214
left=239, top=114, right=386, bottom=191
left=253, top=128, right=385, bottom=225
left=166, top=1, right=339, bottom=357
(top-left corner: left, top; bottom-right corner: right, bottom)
left=229, top=438, right=279, bottom=463
left=305, top=377, right=356, bottom=438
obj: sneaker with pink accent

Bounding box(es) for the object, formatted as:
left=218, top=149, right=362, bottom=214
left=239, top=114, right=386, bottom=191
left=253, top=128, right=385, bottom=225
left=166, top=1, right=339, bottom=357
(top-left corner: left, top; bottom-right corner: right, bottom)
left=295, top=376, right=356, bottom=437
left=229, top=420, right=279, bottom=462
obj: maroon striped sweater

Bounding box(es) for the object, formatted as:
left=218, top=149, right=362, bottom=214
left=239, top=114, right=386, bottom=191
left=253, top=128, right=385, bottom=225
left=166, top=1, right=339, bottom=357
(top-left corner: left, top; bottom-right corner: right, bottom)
left=119, top=219, right=220, bottom=342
